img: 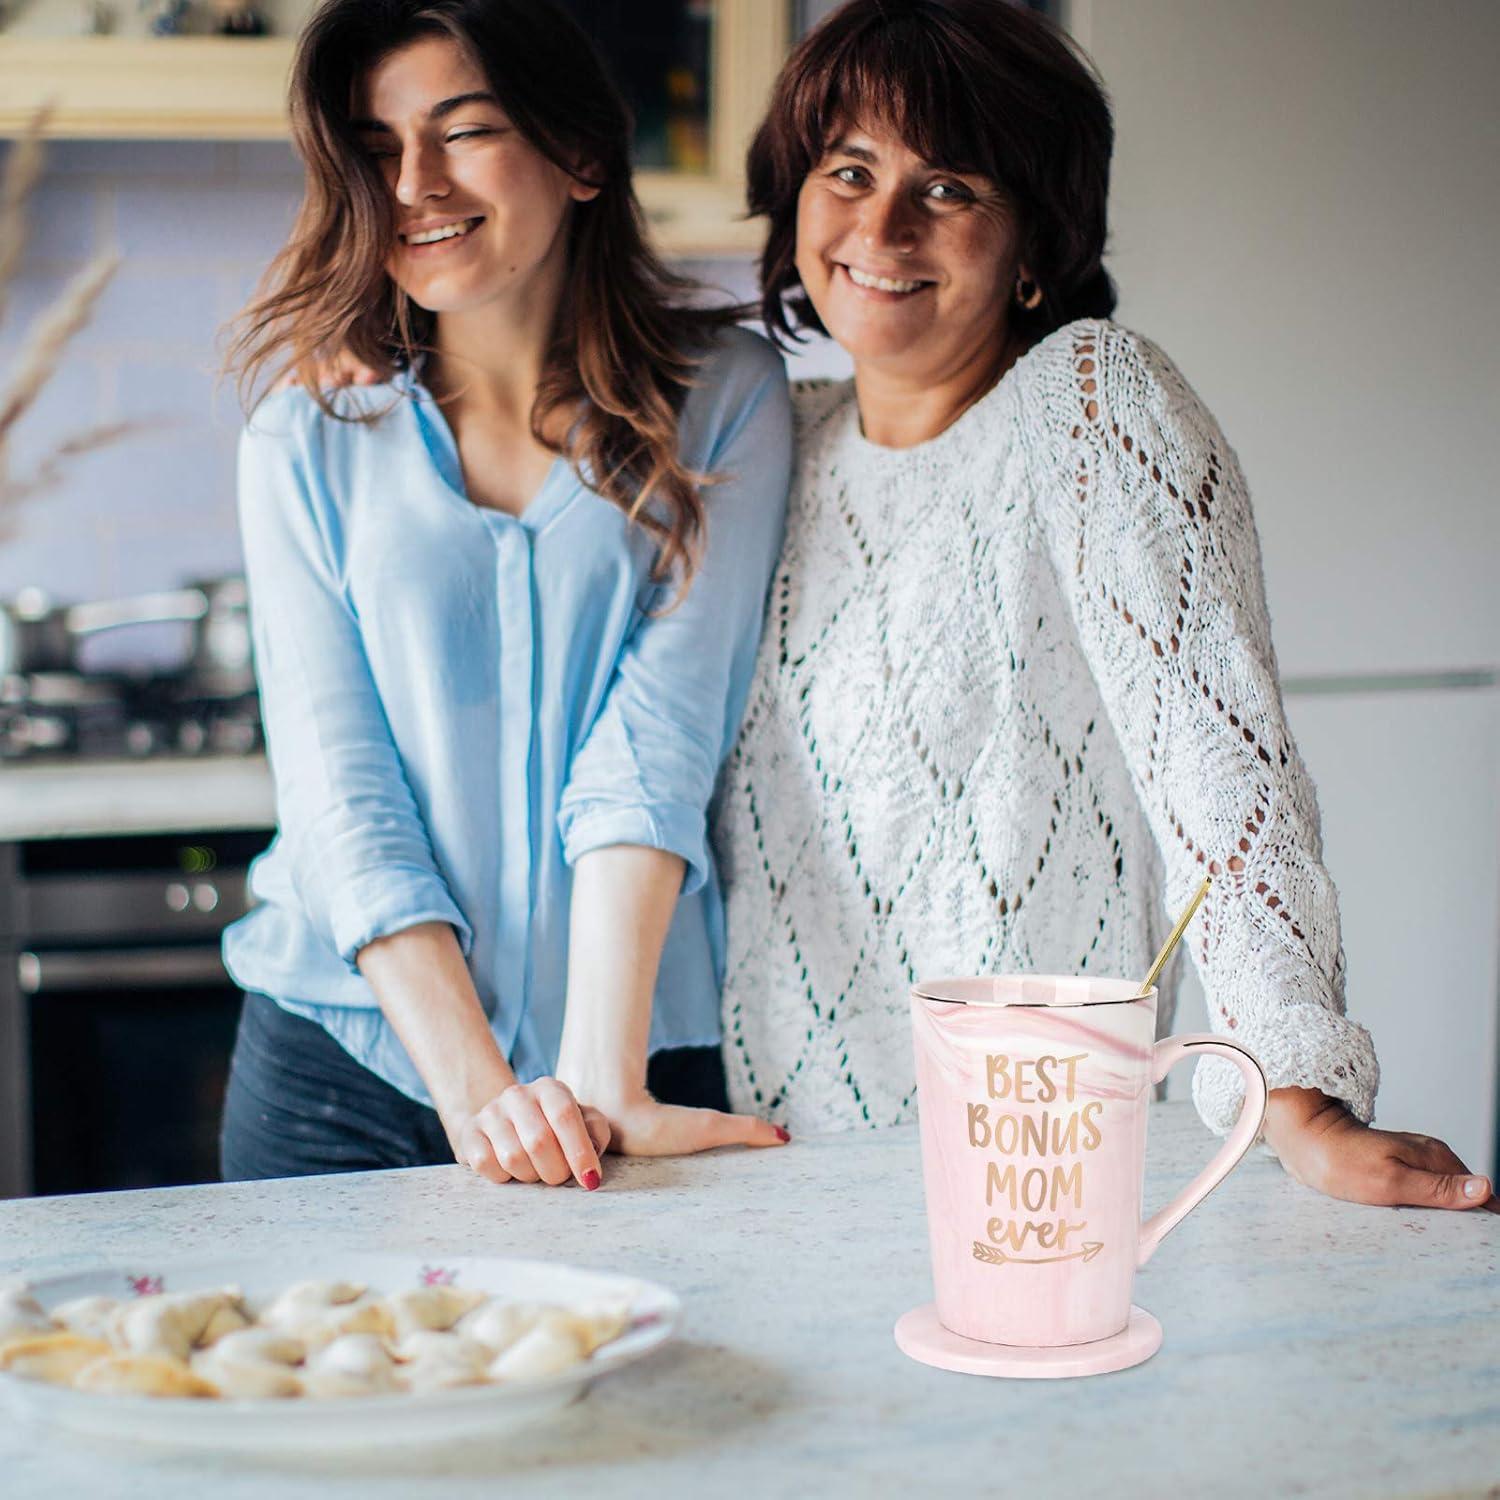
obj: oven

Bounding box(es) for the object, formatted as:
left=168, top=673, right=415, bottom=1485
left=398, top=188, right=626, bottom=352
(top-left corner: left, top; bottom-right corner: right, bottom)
left=0, top=828, right=267, bottom=1198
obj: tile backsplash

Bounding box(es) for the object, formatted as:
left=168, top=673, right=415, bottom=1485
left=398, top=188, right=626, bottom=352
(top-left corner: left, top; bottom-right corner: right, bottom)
left=0, top=139, right=847, bottom=671
left=1, top=141, right=300, bottom=666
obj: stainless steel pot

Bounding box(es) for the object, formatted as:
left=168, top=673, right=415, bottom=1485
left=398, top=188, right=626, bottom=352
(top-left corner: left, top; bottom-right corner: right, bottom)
left=0, top=589, right=75, bottom=676
left=0, top=576, right=251, bottom=689
left=186, top=575, right=253, bottom=695
left=0, top=587, right=208, bottom=677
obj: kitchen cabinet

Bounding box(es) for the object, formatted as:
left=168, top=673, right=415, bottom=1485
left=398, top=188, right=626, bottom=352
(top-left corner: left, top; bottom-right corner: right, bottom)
left=0, top=37, right=289, bottom=138
left=0, top=1, right=792, bottom=254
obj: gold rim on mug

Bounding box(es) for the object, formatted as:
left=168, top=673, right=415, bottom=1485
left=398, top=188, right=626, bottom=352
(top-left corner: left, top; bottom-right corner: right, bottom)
left=910, top=977, right=1157, bottom=1009
left=913, top=875, right=1213, bottom=1010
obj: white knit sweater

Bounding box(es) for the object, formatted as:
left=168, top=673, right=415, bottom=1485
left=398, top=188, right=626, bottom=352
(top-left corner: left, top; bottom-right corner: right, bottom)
left=712, top=319, right=1378, bottom=1138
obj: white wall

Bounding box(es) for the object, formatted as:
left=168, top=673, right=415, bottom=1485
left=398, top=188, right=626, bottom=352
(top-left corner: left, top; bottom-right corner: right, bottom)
left=1066, top=0, right=1500, bottom=1170
left=1070, top=0, right=1500, bottom=676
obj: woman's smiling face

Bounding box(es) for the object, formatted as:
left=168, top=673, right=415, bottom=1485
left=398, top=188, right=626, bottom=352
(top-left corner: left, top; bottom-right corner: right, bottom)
left=352, top=35, right=597, bottom=316
left=795, top=118, right=1024, bottom=384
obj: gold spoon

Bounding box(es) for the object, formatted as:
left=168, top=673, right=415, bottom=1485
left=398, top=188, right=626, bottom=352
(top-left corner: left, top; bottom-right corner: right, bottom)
left=1137, top=875, right=1212, bottom=997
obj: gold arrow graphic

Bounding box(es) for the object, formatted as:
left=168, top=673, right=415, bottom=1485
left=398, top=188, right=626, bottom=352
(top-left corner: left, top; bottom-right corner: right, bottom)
left=972, top=1240, right=1104, bottom=1267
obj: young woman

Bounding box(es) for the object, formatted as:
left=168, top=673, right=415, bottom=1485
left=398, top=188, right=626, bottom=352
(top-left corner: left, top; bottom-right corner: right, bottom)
left=218, top=0, right=792, bottom=1187
left=714, top=0, right=1494, bottom=1213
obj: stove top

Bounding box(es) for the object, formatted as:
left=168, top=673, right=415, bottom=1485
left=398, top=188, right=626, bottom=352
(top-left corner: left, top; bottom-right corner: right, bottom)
left=0, top=671, right=263, bottom=762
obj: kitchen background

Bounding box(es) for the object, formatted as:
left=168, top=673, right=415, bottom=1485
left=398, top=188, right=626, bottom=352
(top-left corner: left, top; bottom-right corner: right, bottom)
left=0, top=0, right=1495, bottom=1194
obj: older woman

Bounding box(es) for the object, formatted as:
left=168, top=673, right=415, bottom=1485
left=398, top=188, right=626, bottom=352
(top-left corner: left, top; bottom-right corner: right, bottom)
left=713, top=0, right=1493, bottom=1212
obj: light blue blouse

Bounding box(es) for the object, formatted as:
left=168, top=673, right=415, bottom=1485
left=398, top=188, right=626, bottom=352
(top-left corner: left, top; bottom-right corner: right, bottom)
left=222, top=327, right=792, bottom=1105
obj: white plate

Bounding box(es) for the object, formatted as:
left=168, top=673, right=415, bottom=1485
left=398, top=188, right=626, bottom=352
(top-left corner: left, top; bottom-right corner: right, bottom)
left=0, top=1252, right=679, bottom=1453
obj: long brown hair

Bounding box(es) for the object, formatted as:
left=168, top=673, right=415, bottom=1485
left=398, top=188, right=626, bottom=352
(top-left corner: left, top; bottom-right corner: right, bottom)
left=749, top=0, right=1116, bottom=351
left=225, top=0, right=738, bottom=587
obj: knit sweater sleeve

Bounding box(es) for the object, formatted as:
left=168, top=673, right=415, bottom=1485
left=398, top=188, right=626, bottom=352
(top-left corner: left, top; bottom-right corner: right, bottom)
left=1026, top=320, right=1379, bottom=1134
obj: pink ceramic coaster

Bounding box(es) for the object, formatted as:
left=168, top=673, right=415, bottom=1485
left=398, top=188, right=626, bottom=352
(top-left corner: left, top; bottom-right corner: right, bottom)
left=894, top=1303, right=1162, bottom=1379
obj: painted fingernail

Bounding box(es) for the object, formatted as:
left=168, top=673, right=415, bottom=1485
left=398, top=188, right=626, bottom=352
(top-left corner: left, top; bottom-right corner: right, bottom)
left=582, top=1169, right=601, bottom=1191
left=774, top=1126, right=791, bottom=1144
left=1464, top=1177, right=1487, bottom=1199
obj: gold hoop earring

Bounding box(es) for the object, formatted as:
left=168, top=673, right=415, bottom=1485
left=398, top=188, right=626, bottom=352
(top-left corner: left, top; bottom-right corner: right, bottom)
left=1015, top=275, right=1043, bottom=311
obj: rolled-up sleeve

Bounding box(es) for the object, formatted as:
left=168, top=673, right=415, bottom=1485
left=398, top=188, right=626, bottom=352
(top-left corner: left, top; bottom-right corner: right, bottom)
left=239, top=398, right=473, bottom=969
left=557, top=342, right=793, bottom=894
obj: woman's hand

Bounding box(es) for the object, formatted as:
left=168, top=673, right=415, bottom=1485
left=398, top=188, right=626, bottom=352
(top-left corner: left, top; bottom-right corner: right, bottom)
left=274, top=350, right=380, bottom=392
left=1264, top=1086, right=1498, bottom=1212
left=593, top=1087, right=789, bottom=1158
left=553, top=847, right=790, bottom=1165
left=454, top=1077, right=612, bottom=1190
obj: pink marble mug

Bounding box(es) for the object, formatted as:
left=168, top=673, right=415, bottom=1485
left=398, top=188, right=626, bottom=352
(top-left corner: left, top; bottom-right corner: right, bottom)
left=910, top=975, right=1268, bottom=1347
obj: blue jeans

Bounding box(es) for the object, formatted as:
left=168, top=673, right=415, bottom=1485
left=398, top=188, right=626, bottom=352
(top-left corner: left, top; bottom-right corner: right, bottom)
left=219, top=992, right=729, bottom=1181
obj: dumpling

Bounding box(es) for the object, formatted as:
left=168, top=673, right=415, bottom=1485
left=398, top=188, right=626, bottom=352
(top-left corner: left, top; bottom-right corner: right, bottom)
left=259, top=1281, right=365, bottom=1327
left=282, top=1297, right=394, bottom=1353
left=301, top=1333, right=400, bottom=1398
left=458, top=1299, right=629, bottom=1358
left=194, top=1359, right=301, bottom=1400
left=392, top=1330, right=490, bottom=1393
left=200, top=1300, right=251, bottom=1347
left=0, top=1287, right=54, bottom=1341
left=190, top=1328, right=305, bottom=1400
left=487, top=1318, right=589, bottom=1382
left=73, top=1354, right=219, bottom=1399
left=455, top=1299, right=548, bottom=1354
left=393, top=1328, right=489, bottom=1362
left=380, top=1286, right=486, bottom=1341
left=50, top=1295, right=119, bottom=1342
left=309, top=1332, right=393, bottom=1378
left=570, top=1302, right=631, bottom=1356
left=109, top=1289, right=244, bottom=1360
left=199, top=1327, right=304, bottom=1366
left=0, top=1332, right=112, bottom=1385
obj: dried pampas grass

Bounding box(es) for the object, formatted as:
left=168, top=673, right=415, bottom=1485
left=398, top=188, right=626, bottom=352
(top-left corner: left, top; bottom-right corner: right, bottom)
left=0, top=105, right=133, bottom=533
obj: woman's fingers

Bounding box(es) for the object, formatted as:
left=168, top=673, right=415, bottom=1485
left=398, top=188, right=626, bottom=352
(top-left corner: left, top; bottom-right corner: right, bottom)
left=701, top=1109, right=790, bottom=1150
left=270, top=354, right=377, bottom=393
left=456, top=1116, right=511, bottom=1185
left=1381, top=1161, right=1493, bottom=1211
left=476, top=1107, right=541, bottom=1184
left=532, top=1080, right=604, bottom=1189
left=611, top=1102, right=790, bottom=1156
left=497, top=1090, right=571, bottom=1186
left=336, top=351, right=379, bottom=386
left=458, top=1082, right=618, bottom=1187
left=1397, top=1133, right=1471, bottom=1177
left=580, top=1104, right=613, bottom=1162
left=329, top=352, right=379, bottom=387
left=1391, top=1134, right=1499, bottom=1212
left=464, top=1082, right=787, bottom=1181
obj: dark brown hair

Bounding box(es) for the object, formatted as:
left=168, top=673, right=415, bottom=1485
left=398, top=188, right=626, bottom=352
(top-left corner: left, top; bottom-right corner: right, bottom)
left=225, top=0, right=738, bottom=587
left=748, top=0, right=1116, bottom=349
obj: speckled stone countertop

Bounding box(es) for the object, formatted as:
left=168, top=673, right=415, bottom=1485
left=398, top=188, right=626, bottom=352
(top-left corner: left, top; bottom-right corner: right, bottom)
left=1, top=1103, right=1496, bottom=1498
left=0, top=755, right=274, bottom=839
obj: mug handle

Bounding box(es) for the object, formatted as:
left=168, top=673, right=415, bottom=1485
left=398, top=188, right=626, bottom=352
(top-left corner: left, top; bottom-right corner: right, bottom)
left=1137, top=1034, right=1268, bottom=1268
